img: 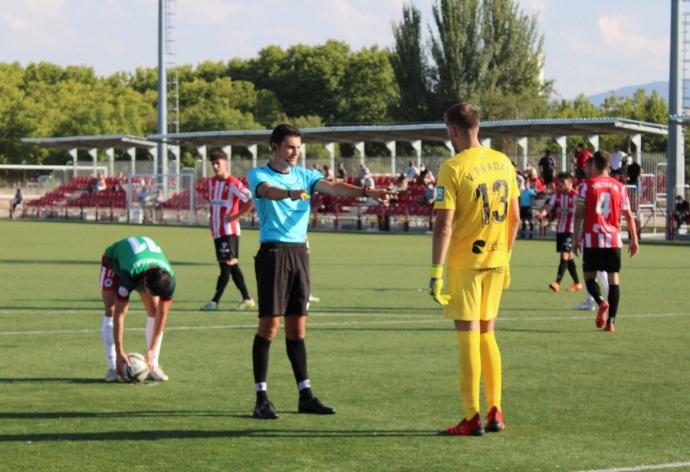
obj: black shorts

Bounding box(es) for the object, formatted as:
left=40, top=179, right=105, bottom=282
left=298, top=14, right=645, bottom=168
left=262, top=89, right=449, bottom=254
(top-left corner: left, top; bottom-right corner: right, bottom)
left=582, top=248, right=622, bottom=273
left=520, top=206, right=532, bottom=220
left=214, top=235, right=239, bottom=261
left=542, top=170, right=554, bottom=184
left=255, top=243, right=310, bottom=317
left=556, top=232, right=573, bottom=253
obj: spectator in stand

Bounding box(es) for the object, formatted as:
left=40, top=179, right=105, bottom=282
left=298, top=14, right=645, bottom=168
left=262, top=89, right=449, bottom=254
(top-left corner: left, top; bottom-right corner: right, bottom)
left=96, top=173, right=107, bottom=192
left=627, top=158, right=642, bottom=191
left=405, top=159, right=420, bottom=182
left=10, top=188, right=23, bottom=218
left=573, top=143, right=592, bottom=181
left=389, top=173, right=408, bottom=193
left=422, top=175, right=436, bottom=207
left=356, top=163, right=370, bottom=186
left=336, top=162, right=347, bottom=181
left=528, top=170, right=545, bottom=193
left=420, top=163, right=434, bottom=182
left=323, top=165, right=335, bottom=181
left=538, top=150, right=556, bottom=188
left=674, top=195, right=690, bottom=231
left=361, top=171, right=375, bottom=189
left=519, top=179, right=538, bottom=239
left=609, top=146, right=627, bottom=176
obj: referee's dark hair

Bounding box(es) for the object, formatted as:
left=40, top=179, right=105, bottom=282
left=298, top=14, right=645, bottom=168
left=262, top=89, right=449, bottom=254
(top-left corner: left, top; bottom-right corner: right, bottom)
left=444, top=103, right=480, bottom=132
left=270, top=124, right=302, bottom=147
left=557, top=171, right=573, bottom=181
left=209, top=149, right=228, bottom=161
left=144, top=267, right=172, bottom=298
left=590, top=150, right=610, bottom=172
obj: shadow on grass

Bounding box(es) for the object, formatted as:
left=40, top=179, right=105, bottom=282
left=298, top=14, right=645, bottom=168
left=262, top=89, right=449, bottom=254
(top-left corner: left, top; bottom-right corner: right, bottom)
left=0, top=428, right=440, bottom=441
left=0, top=259, right=213, bottom=267
left=0, top=410, right=243, bottom=419
left=0, top=378, right=103, bottom=384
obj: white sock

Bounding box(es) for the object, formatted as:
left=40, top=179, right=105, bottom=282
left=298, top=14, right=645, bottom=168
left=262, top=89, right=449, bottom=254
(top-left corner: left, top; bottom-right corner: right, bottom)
left=597, top=271, right=609, bottom=298
left=101, top=316, right=115, bottom=370
left=145, top=316, right=163, bottom=368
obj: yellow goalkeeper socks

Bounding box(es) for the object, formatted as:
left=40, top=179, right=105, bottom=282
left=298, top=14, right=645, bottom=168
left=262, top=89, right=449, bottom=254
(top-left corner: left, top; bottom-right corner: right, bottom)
left=457, top=330, right=481, bottom=420
left=480, top=330, right=502, bottom=411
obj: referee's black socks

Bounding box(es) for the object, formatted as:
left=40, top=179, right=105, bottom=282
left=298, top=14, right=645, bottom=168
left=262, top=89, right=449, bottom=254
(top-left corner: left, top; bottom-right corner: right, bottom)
left=585, top=278, right=604, bottom=304
left=253, top=335, right=271, bottom=402
left=286, top=338, right=314, bottom=401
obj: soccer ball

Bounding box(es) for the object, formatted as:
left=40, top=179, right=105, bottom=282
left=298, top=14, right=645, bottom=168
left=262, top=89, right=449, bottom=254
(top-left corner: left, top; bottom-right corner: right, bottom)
left=122, top=353, right=149, bottom=383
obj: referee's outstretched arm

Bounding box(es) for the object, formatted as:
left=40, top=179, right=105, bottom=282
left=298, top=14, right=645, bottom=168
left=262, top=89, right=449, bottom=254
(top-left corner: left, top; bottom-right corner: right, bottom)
left=313, top=179, right=391, bottom=202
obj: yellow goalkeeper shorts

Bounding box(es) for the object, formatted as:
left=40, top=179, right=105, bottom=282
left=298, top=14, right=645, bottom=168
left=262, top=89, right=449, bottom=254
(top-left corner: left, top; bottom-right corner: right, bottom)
left=443, top=267, right=507, bottom=321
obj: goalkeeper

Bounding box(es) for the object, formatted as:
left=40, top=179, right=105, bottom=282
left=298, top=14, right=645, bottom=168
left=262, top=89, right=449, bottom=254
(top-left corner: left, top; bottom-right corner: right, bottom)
left=430, top=103, right=520, bottom=436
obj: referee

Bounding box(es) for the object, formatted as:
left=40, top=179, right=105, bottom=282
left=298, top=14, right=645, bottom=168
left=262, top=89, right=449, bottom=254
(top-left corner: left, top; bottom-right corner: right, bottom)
left=247, top=124, right=389, bottom=419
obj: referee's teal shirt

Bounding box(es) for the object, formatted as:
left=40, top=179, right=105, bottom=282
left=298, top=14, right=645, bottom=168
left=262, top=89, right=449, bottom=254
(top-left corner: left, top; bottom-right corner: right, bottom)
left=248, top=163, right=323, bottom=243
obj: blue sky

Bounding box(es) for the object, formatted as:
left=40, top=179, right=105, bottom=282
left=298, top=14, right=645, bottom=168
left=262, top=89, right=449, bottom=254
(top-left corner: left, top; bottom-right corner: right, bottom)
left=0, top=0, right=670, bottom=99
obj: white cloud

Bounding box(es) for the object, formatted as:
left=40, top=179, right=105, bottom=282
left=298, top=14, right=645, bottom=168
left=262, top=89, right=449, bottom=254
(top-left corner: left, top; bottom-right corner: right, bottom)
left=597, top=14, right=667, bottom=58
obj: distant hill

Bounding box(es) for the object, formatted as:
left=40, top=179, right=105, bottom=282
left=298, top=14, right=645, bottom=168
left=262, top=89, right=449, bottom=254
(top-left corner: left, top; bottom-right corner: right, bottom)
left=586, top=81, right=668, bottom=106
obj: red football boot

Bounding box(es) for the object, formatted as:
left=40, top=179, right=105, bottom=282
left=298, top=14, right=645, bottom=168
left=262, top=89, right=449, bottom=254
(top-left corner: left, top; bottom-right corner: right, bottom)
left=595, top=301, right=610, bottom=329
left=549, top=281, right=560, bottom=292
left=485, top=406, right=506, bottom=433
left=446, top=413, right=485, bottom=436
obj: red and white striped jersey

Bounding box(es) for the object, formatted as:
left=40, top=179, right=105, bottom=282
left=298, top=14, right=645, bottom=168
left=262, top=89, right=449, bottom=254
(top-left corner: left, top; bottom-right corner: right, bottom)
left=578, top=176, right=630, bottom=248
left=548, top=189, right=578, bottom=233
left=209, top=176, right=251, bottom=238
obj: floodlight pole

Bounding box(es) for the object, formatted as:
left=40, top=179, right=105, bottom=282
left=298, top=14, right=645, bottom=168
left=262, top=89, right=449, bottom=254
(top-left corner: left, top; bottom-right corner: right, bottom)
left=157, top=0, right=168, bottom=198
left=667, top=0, right=685, bottom=239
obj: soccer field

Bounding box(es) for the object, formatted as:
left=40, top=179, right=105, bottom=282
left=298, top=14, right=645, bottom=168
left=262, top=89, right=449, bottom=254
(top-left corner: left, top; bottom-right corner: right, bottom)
left=1, top=220, right=689, bottom=472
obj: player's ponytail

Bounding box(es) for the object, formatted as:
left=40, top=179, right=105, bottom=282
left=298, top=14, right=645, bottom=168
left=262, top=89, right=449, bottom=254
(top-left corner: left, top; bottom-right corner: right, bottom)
left=144, top=267, right=172, bottom=298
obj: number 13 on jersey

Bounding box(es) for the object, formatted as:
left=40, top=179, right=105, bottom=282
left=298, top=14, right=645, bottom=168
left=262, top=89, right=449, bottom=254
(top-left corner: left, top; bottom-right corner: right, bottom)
left=475, top=180, right=509, bottom=225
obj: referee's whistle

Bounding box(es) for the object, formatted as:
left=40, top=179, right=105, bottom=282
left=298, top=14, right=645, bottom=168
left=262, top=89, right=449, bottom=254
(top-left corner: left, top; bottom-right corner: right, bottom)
left=300, top=192, right=310, bottom=200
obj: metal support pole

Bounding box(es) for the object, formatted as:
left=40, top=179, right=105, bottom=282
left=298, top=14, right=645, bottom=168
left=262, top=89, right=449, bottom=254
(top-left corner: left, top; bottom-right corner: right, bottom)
left=69, top=148, right=78, bottom=178
left=385, top=141, right=396, bottom=175
left=157, top=0, right=168, bottom=189
left=667, top=0, right=685, bottom=239
left=170, top=145, right=180, bottom=193
left=222, top=145, right=232, bottom=172
left=444, top=140, right=454, bottom=156
left=556, top=136, right=567, bottom=172
left=411, top=140, right=422, bottom=168
left=480, top=137, right=492, bottom=148
left=248, top=144, right=258, bottom=169
left=587, top=135, right=600, bottom=151
left=126, top=147, right=136, bottom=175
left=354, top=142, right=365, bottom=165
left=517, top=137, right=528, bottom=170
left=631, top=134, right=642, bottom=164
left=325, top=142, right=335, bottom=176
left=300, top=143, right=306, bottom=168
left=197, top=145, right=207, bottom=178
left=88, top=148, right=98, bottom=176
left=150, top=147, right=158, bottom=178
left=105, top=148, right=114, bottom=177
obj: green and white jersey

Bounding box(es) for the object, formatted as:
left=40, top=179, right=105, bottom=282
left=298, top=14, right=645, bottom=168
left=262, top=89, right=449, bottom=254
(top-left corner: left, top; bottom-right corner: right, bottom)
left=103, top=236, right=176, bottom=300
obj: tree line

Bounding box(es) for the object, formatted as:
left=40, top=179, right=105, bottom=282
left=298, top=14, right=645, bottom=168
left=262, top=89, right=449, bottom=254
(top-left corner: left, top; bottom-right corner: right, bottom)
left=0, top=0, right=671, bottom=168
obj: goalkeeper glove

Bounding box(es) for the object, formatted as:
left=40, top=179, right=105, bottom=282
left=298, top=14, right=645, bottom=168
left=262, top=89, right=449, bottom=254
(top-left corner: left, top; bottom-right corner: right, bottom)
left=429, top=264, right=451, bottom=306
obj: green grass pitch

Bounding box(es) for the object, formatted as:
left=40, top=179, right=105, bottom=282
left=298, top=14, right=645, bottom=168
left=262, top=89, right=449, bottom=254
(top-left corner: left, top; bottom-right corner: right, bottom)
left=1, top=220, right=689, bottom=471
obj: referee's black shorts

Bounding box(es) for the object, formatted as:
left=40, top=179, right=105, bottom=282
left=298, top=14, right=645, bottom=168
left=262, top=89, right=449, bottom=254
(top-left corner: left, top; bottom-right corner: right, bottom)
left=255, top=242, right=310, bottom=317
left=582, top=248, right=622, bottom=273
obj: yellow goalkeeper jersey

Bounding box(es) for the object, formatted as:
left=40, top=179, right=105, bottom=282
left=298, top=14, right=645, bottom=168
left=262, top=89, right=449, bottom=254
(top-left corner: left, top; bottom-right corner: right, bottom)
left=433, top=146, right=518, bottom=270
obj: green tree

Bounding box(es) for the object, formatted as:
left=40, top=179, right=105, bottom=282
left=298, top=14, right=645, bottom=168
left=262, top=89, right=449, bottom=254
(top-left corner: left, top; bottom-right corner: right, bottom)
left=391, top=3, right=429, bottom=120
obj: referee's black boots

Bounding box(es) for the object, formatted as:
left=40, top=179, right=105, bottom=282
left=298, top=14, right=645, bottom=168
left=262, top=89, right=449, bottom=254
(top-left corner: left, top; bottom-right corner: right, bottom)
left=298, top=396, right=336, bottom=415
left=252, top=399, right=279, bottom=419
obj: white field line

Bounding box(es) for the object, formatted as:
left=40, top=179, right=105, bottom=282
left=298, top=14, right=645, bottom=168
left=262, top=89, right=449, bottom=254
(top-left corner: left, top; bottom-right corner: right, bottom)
left=576, top=461, right=690, bottom=472
left=0, top=311, right=687, bottom=337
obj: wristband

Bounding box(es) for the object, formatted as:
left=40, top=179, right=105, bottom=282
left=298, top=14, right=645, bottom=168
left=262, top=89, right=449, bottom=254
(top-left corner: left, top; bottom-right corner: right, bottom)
left=430, top=264, right=444, bottom=279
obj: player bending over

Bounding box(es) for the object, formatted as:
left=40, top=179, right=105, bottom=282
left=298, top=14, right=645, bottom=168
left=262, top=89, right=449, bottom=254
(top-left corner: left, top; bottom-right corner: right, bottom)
left=540, top=172, right=582, bottom=292
left=430, top=103, right=520, bottom=436
left=99, top=236, right=175, bottom=382
left=573, top=152, right=639, bottom=332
